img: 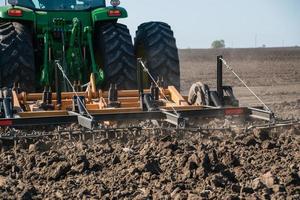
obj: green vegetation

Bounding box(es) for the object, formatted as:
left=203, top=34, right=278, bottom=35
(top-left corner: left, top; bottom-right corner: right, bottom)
left=211, top=40, right=225, bottom=49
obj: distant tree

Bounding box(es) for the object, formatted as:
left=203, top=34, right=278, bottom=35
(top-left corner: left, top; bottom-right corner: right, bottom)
left=262, top=44, right=266, bottom=48
left=211, top=40, right=225, bottom=48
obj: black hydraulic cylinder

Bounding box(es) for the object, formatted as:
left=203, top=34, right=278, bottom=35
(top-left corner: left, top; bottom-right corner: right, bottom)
left=41, top=86, right=53, bottom=110
left=108, top=84, right=118, bottom=103
left=150, top=82, right=159, bottom=101
left=72, top=96, right=78, bottom=112
left=3, top=97, right=13, bottom=118
left=0, top=98, right=3, bottom=118
left=144, top=93, right=158, bottom=111
left=47, top=88, right=52, bottom=105
left=217, top=55, right=224, bottom=105
left=42, top=86, right=47, bottom=104
left=108, top=84, right=120, bottom=108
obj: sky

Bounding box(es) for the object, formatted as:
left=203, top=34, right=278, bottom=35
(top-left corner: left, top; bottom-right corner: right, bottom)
left=121, top=0, right=300, bottom=48
left=1, top=0, right=299, bottom=48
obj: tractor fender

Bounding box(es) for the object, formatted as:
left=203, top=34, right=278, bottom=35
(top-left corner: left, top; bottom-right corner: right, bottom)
left=91, top=6, right=128, bottom=24
left=0, top=6, right=35, bottom=22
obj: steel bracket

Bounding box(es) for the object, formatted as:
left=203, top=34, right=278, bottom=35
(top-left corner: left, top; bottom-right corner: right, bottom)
left=161, top=110, right=186, bottom=128
left=77, top=115, right=95, bottom=130
left=68, top=111, right=95, bottom=130
left=248, top=107, right=275, bottom=122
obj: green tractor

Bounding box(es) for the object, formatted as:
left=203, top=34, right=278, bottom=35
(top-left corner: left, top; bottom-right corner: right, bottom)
left=0, top=0, right=180, bottom=92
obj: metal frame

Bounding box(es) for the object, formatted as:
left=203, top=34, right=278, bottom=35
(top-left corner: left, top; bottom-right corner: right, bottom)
left=0, top=56, right=275, bottom=129
left=0, top=106, right=271, bottom=129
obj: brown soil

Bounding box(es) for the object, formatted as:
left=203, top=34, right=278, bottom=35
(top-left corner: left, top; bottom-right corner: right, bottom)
left=0, top=123, right=299, bottom=199
left=0, top=47, right=300, bottom=199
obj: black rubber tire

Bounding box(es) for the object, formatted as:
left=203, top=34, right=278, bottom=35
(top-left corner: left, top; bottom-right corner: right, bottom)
left=95, top=23, right=137, bottom=90
left=135, top=22, right=180, bottom=90
left=0, top=22, right=35, bottom=92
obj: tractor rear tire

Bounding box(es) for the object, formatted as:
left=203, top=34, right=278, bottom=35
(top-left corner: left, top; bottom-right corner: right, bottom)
left=95, top=23, right=137, bottom=90
left=135, top=22, right=180, bottom=90
left=0, top=22, right=35, bottom=92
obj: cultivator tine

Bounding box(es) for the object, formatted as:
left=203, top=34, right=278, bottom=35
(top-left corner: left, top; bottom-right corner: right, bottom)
left=0, top=118, right=299, bottom=149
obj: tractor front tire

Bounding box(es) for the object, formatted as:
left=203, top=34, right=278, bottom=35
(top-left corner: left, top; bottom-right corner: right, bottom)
left=0, top=22, right=35, bottom=92
left=95, top=23, right=137, bottom=90
left=135, top=22, right=180, bottom=90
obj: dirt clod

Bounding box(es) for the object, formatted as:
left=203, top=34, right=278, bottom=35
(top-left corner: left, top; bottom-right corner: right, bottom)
left=49, top=162, right=71, bottom=181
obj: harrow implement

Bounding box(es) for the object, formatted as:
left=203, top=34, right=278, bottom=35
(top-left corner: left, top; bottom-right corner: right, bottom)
left=0, top=56, right=287, bottom=131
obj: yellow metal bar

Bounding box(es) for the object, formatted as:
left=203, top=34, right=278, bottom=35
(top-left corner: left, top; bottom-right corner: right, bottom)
left=167, top=86, right=189, bottom=106
left=23, top=89, right=171, bottom=101
left=89, top=107, right=143, bottom=114
left=18, top=111, right=69, bottom=118
left=90, top=73, right=97, bottom=93
left=162, top=105, right=203, bottom=111
left=12, top=91, right=22, bottom=112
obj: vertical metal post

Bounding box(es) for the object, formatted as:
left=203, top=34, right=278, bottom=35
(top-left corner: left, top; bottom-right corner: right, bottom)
left=137, top=59, right=145, bottom=111
left=217, top=55, right=224, bottom=105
